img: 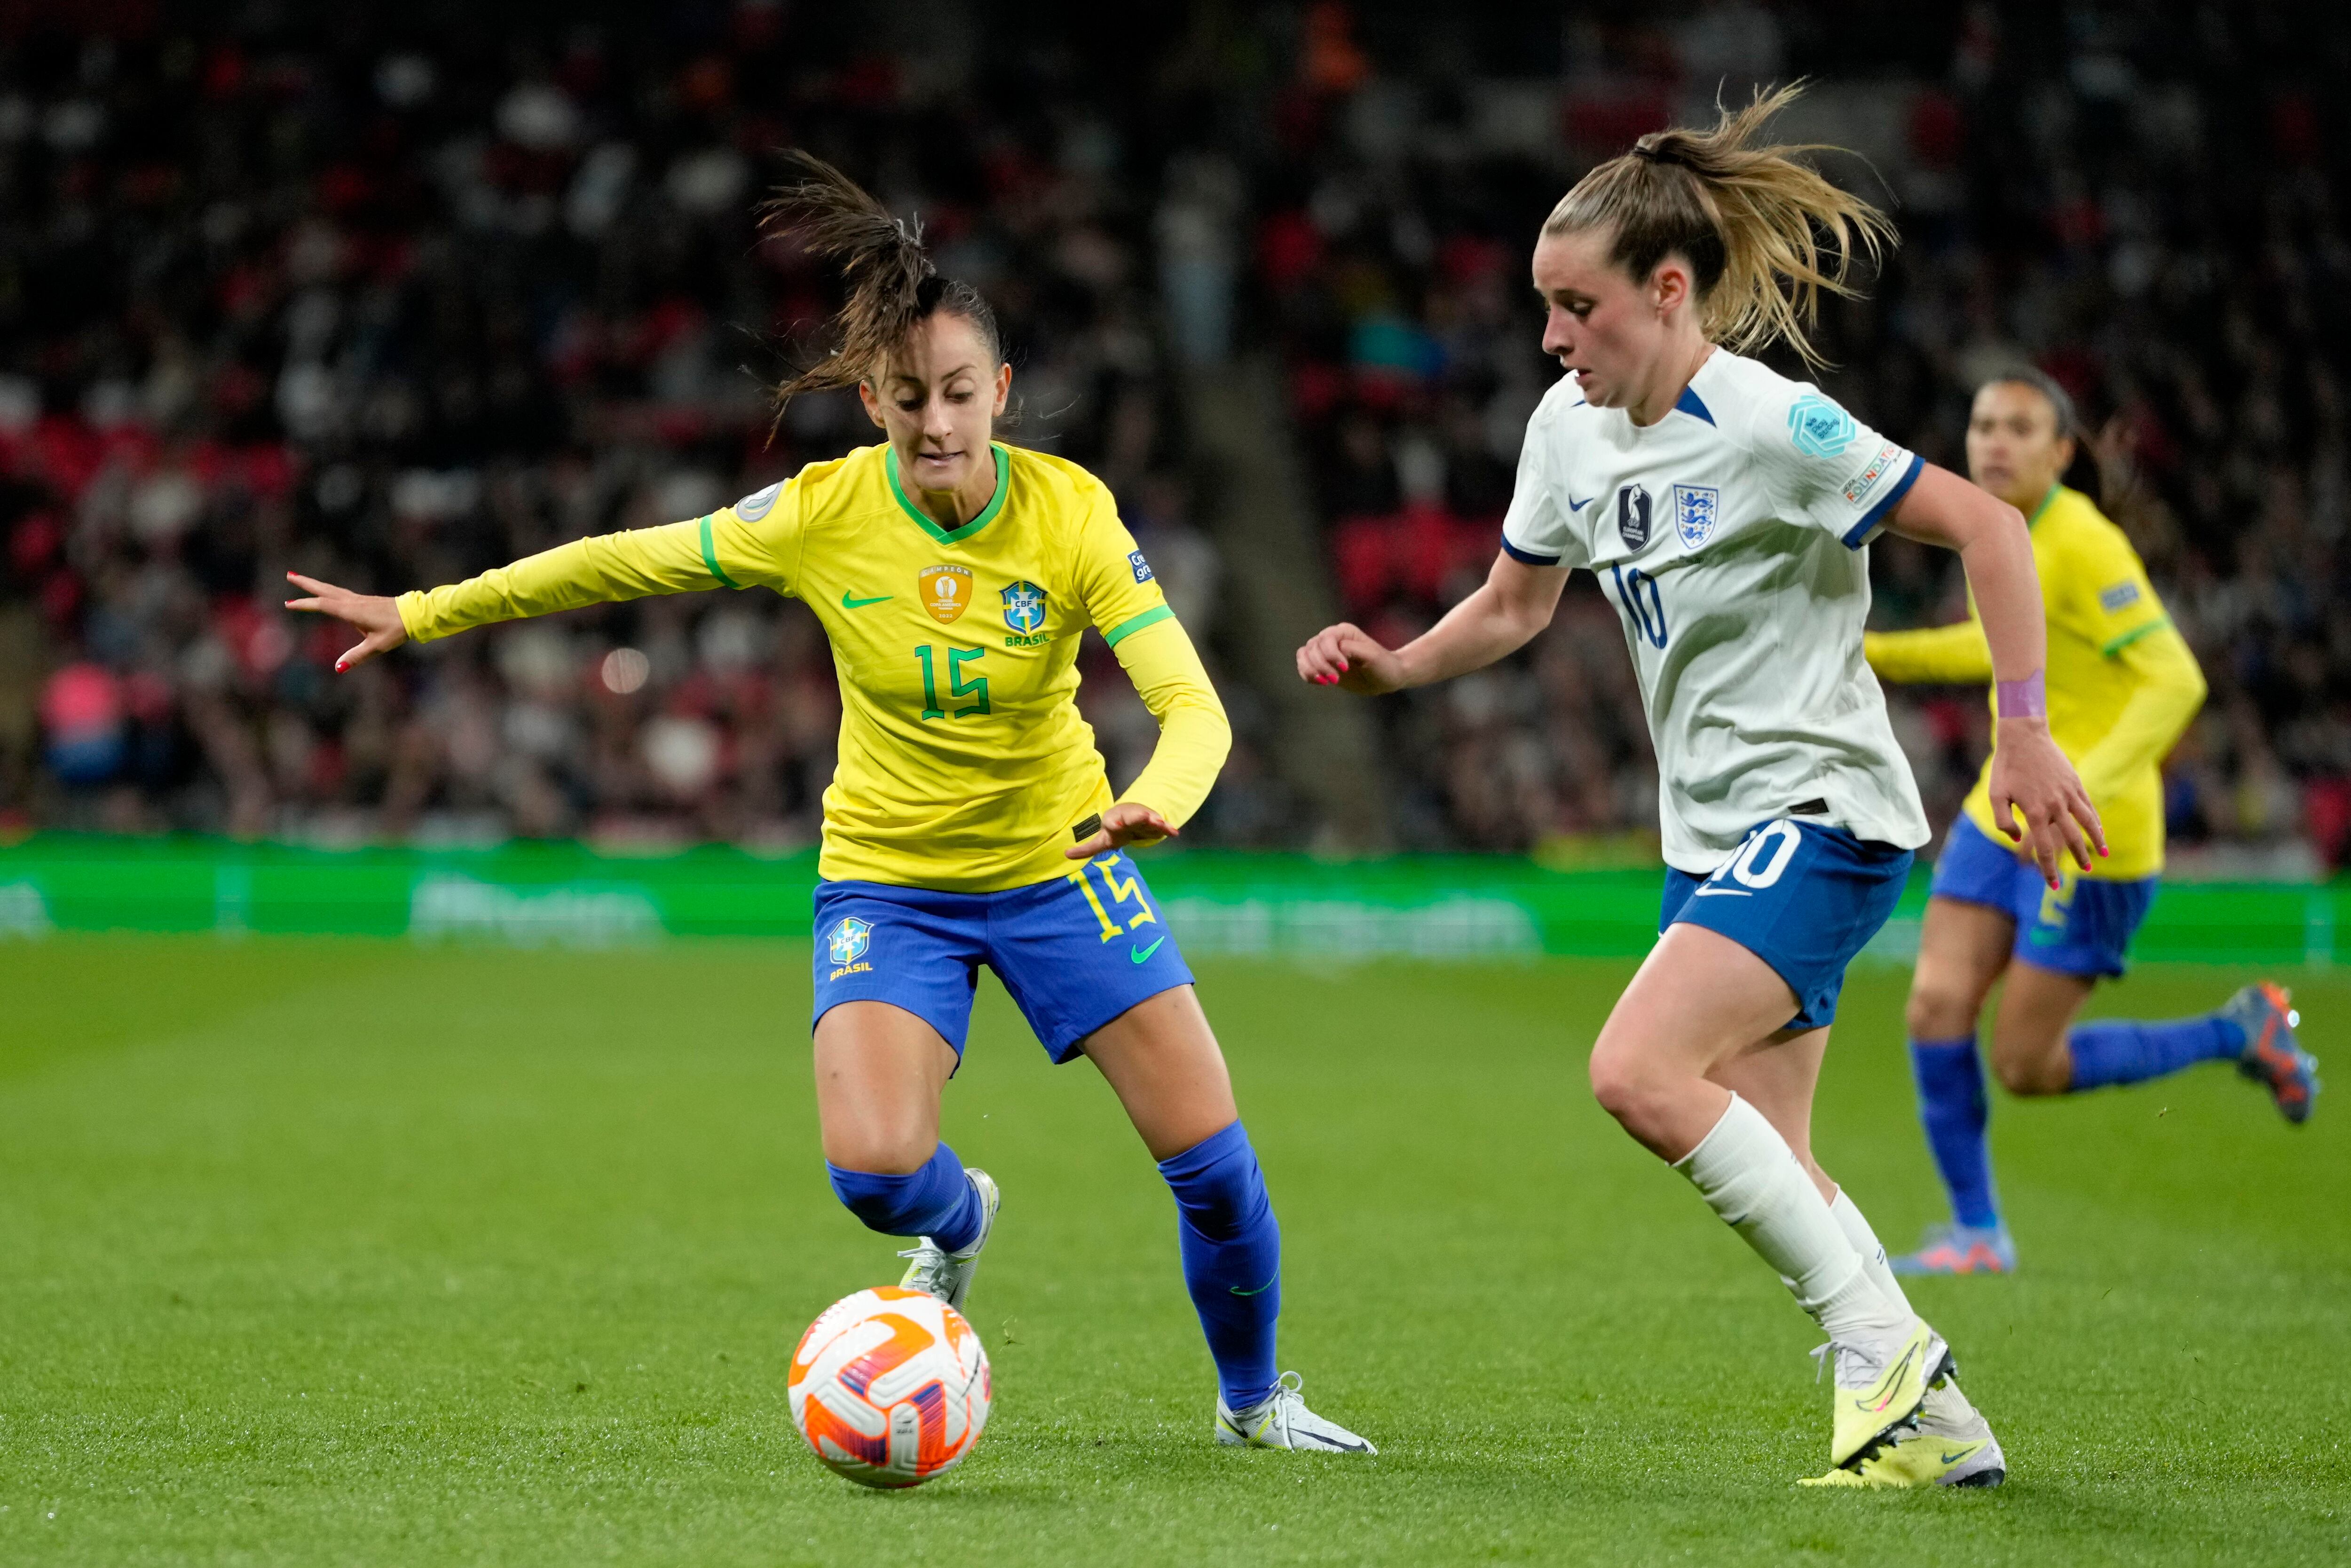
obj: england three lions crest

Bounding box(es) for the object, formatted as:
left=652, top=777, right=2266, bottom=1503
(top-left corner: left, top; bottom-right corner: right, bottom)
left=1672, top=484, right=1720, bottom=548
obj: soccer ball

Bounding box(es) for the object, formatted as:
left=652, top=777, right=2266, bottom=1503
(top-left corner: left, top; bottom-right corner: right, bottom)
left=788, top=1286, right=991, bottom=1488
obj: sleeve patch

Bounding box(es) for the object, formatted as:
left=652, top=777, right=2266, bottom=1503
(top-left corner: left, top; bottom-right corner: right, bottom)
left=1840, top=443, right=1907, bottom=506
left=1128, top=550, right=1154, bottom=583
left=2099, top=581, right=2143, bottom=613
left=1786, top=394, right=1857, bottom=459
left=733, top=481, right=783, bottom=522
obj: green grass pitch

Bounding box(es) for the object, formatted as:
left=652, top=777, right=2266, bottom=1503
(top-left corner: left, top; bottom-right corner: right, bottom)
left=1, top=935, right=2344, bottom=1565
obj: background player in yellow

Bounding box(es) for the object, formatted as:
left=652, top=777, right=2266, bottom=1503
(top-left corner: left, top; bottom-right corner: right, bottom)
left=285, top=154, right=1373, bottom=1453
left=1868, top=369, right=2318, bottom=1275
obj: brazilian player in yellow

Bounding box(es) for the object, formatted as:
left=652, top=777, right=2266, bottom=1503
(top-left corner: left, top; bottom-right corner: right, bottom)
left=1868, top=369, right=2318, bottom=1285
left=286, top=154, right=1373, bottom=1456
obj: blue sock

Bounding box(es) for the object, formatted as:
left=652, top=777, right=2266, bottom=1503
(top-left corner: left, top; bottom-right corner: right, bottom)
left=2067, top=1013, right=2245, bottom=1091
left=1158, top=1121, right=1281, bottom=1412
left=826, top=1143, right=985, bottom=1252
left=1909, top=1035, right=2001, bottom=1230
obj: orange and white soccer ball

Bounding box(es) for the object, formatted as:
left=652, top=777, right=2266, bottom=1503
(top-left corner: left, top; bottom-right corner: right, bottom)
left=789, top=1286, right=991, bottom=1488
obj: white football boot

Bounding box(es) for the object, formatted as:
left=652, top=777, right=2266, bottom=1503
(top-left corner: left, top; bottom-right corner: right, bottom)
left=895, top=1168, right=1000, bottom=1313
left=1214, top=1371, right=1377, bottom=1454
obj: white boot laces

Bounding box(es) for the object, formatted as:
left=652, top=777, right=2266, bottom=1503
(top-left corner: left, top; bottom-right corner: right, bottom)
left=1811, top=1339, right=1883, bottom=1388
left=896, top=1240, right=944, bottom=1291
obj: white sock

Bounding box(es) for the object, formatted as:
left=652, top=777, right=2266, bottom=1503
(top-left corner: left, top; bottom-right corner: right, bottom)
left=1675, top=1094, right=1909, bottom=1344
left=1829, top=1188, right=1917, bottom=1321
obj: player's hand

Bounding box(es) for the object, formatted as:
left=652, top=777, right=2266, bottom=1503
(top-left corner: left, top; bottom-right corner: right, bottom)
left=1988, top=716, right=2106, bottom=887
left=1066, top=801, right=1177, bottom=860
left=1296, top=622, right=1406, bottom=694
left=283, top=571, right=407, bottom=671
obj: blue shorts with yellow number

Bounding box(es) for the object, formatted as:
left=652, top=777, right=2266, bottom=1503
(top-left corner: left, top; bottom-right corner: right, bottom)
left=1930, top=813, right=2156, bottom=979
left=810, top=851, right=1193, bottom=1063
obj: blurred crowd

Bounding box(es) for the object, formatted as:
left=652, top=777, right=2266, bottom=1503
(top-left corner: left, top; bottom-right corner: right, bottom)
left=0, top=4, right=1235, bottom=848
left=4, top=2, right=2349, bottom=872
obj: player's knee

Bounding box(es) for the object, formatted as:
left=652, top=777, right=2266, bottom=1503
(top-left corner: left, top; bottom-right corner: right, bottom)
left=1994, top=1048, right=2069, bottom=1100
left=827, top=1149, right=947, bottom=1233
left=1905, top=978, right=1979, bottom=1040
left=1587, top=1043, right=1665, bottom=1132
left=1157, top=1122, right=1270, bottom=1241
left=821, top=1122, right=935, bottom=1179
left=1989, top=1040, right=2067, bottom=1098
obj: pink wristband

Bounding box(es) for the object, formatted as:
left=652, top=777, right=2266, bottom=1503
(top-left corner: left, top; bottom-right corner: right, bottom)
left=1996, top=670, right=2046, bottom=719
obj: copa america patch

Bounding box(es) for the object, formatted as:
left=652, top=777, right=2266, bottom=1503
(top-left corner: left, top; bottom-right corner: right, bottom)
left=1671, top=484, right=1720, bottom=548
left=2099, top=581, right=2142, bottom=612
left=1129, top=550, right=1154, bottom=583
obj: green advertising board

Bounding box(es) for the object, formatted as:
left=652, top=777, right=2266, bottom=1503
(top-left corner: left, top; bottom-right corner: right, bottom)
left=0, top=834, right=2337, bottom=967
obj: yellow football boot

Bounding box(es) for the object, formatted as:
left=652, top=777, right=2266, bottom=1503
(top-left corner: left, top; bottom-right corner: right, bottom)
left=1825, top=1319, right=1947, bottom=1469
left=1802, top=1371, right=2005, bottom=1489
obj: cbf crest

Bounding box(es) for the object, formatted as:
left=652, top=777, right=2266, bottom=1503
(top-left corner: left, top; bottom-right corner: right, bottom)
left=1001, top=579, right=1048, bottom=635
left=918, top=564, right=971, bottom=624
left=827, top=915, right=871, bottom=968
left=1672, top=484, right=1720, bottom=548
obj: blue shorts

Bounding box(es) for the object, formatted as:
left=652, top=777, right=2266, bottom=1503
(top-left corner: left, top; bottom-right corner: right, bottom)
left=1662, top=819, right=1915, bottom=1032
left=1929, top=813, right=2156, bottom=979
left=811, top=851, right=1194, bottom=1063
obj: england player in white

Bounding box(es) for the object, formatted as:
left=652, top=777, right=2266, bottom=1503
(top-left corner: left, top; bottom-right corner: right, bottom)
left=1299, top=87, right=2104, bottom=1487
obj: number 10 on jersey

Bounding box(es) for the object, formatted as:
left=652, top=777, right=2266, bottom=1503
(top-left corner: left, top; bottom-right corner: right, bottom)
left=1609, top=564, right=1668, bottom=649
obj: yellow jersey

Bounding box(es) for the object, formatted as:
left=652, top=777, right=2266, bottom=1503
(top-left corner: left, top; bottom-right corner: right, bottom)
left=397, top=441, right=1231, bottom=892
left=1864, top=484, right=2206, bottom=881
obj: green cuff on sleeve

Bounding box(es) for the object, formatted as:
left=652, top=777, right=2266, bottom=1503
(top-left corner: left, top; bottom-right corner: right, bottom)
left=699, top=515, right=741, bottom=589
left=1103, top=605, right=1174, bottom=648
left=2100, top=617, right=2171, bottom=657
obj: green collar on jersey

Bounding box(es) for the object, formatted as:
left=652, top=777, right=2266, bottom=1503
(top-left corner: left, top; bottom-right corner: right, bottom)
left=886, top=442, right=1010, bottom=546
left=2027, top=483, right=2062, bottom=530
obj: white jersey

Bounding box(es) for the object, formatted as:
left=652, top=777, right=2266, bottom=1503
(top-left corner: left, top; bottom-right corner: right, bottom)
left=1501, top=348, right=1932, bottom=874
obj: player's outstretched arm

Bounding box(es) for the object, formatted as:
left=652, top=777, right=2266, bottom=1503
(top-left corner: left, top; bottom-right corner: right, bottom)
left=285, top=516, right=757, bottom=673
left=1297, top=551, right=1571, bottom=695
left=284, top=573, right=409, bottom=671
left=1887, top=463, right=2106, bottom=885
left=1861, top=619, right=1993, bottom=686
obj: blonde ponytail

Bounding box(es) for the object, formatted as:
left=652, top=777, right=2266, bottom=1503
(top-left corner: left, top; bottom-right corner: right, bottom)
left=1544, top=82, right=1895, bottom=368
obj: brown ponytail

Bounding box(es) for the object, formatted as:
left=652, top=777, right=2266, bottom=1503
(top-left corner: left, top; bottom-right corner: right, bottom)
left=1544, top=83, right=1895, bottom=369
left=760, top=150, right=1004, bottom=411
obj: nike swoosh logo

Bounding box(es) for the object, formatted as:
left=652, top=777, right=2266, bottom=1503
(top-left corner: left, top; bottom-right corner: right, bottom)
left=1692, top=886, right=1751, bottom=898
left=1306, top=1435, right=1371, bottom=1452
left=1569, top=495, right=1595, bottom=511
left=1940, top=1448, right=1974, bottom=1464
left=1130, top=936, right=1166, bottom=963
left=1860, top=1344, right=1924, bottom=1412
left=841, top=592, right=892, bottom=609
